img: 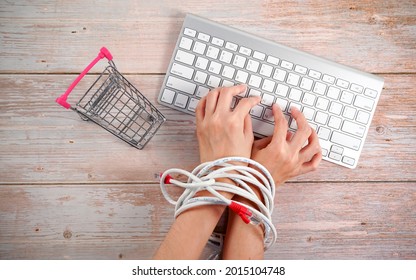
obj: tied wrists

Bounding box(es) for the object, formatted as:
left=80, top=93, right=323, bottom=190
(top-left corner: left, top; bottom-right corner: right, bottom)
left=159, top=156, right=277, bottom=252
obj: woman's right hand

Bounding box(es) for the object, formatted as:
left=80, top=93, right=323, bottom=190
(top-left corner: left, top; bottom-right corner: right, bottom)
left=251, top=104, right=322, bottom=186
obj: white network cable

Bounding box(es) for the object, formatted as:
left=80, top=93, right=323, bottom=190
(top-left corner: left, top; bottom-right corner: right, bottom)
left=159, top=157, right=277, bottom=251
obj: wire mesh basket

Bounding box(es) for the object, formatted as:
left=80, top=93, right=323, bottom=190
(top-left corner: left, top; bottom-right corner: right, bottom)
left=56, top=47, right=166, bottom=149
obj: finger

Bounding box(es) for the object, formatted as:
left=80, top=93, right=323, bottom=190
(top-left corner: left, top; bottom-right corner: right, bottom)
left=243, top=113, right=254, bottom=137
left=217, top=84, right=248, bottom=113
left=252, top=136, right=273, bottom=150
left=234, top=95, right=261, bottom=119
left=299, top=151, right=322, bottom=174
left=289, top=107, right=312, bottom=151
left=270, top=103, right=288, bottom=144
left=195, top=96, right=207, bottom=123
left=204, top=87, right=221, bottom=116
left=300, top=128, right=321, bottom=162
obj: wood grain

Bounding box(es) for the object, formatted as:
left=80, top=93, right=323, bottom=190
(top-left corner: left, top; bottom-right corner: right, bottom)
left=1, top=0, right=415, bottom=74
left=0, top=182, right=414, bottom=259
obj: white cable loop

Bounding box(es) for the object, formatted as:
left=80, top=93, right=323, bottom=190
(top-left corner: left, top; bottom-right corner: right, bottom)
left=159, top=156, right=277, bottom=251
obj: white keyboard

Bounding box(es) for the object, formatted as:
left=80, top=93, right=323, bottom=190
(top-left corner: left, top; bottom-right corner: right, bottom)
left=158, top=14, right=384, bottom=169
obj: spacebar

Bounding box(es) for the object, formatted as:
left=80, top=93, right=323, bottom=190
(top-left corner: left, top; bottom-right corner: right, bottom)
left=251, top=118, right=275, bottom=137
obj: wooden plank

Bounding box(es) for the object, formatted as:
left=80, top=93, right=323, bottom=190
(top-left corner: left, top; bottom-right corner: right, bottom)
left=0, top=74, right=415, bottom=184
left=1, top=0, right=415, bottom=73
left=0, top=182, right=414, bottom=259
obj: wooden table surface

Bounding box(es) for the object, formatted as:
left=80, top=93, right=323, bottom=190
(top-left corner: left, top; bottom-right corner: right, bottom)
left=1, top=0, right=415, bottom=259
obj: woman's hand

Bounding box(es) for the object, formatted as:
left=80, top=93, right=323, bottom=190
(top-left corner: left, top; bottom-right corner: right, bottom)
left=195, top=84, right=261, bottom=163
left=251, top=104, right=322, bottom=185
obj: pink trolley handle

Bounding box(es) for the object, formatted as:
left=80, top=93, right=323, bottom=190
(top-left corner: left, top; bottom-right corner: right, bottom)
left=56, top=47, right=113, bottom=109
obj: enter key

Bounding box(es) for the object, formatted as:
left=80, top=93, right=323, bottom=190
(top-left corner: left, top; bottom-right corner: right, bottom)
left=342, top=120, right=366, bottom=138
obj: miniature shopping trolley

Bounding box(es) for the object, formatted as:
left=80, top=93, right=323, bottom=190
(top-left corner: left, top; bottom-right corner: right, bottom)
left=56, top=47, right=166, bottom=149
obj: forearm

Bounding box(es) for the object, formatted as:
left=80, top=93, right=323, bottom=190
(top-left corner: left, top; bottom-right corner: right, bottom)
left=153, top=203, right=226, bottom=259
left=222, top=194, right=265, bottom=260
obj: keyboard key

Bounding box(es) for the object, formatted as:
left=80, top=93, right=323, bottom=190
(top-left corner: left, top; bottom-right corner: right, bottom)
left=196, top=86, right=209, bottom=98
left=198, top=32, right=210, bottom=42
left=250, top=105, right=264, bottom=118
left=174, top=93, right=189, bottom=109
left=328, top=115, right=342, bottom=129
left=207, top=75, right=221, bottom=88
left=188, top=98, right=199, bottom=112
left=302, top=107, right=315, bottom=120
left=289, top=88, right=302, bottom=102
left=329, top=101, right=343, bottom=115
left=208, top=61, right=222, bottom=75
left=331, top=145, right=344, bottom=154
left=273, top=68, right=287, bottom=82
left=316, top=97, right=329, bottom=111
left=281, top=60, right=293, bottom=70
left=275, top=98, right=288, bottom=111
left=167, top=76, right=196, bottom=95
left=179, top=37, right=193, bottom=50
left=302, top=92, right=316, bottom=106
left=221, top=65, right=235, bottom=79
left=266, top=55, right=279, bottom=65
left=161, top=89, right=175, bottom=104
left=193, top=41, right=206, bottom=55
left=364, top=88, right=378, bottom=99
left=313, top=82, right=327, bottom=95
left=342, top=156, right=355, bottom=166
left=354, top=95, right=374, bottom=111
left=315, top=111, right=329, bottom=125
left=225, top=41, right=238, bottom=51
left=289, top=102, right=302, bottom=113
left=175, top=50, right=195, bottom=65
left=251, top=118, right=274, bottom=136
left=294, top=65, right=308, bottom=75
left=287, top=73, right=300, bottom=86
left=342, top=106, right=357, bottom=120
left=342, top=120, right=366, bottom=137
left=246, top=59, right=260, bottom=72
left=206, top=46, right=220, bottom=59
left=340, top=91, right=354, bottom=104
left=262, top=79, right=276, bottom=92
left=233, top=54, right=247, bottom=68
left=194, top=71, right=208, bottom=84
left=219, top=50, right=233, bottom=64
left=253, top=51, right=266, bottom=60
left=171, top=62, right=194, bottom=79
left=336, top=79, right=349, bottom=88
left=195, top=56, right=209, bottom=69
left=261, top=93, right=275, bottom=106
left=356, top=110, right=370, bottom=124
left=222, top=80, right=234, bottom=87
left=322, top=74, right=335, bottom=84
left=275, top=84, right=289, bottom=97
left=235, top=70, right=249, bottom=83
left=248, top=74, right=262, bottom=88
left=248, top=89, right=261, bottom=97
left=327, top=86, right=341, bottom=100
left=212, top=37, right=224, bottom=47
left=239, top=46, right=252, bottom=56
left=308, top=69, right=321, bottom=79
left=300, top=77, right=313, bottom=91
left=350, top=83, right=363, bottom=93
left=331, top=131, right=361, bottom=150
left=329, top=152, right=342, bottom=161
left=184, top=28, right=196, bottom=37
left=318, top=126, right=331, bottom=140
left=260, top=64, right=273, bottom=77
